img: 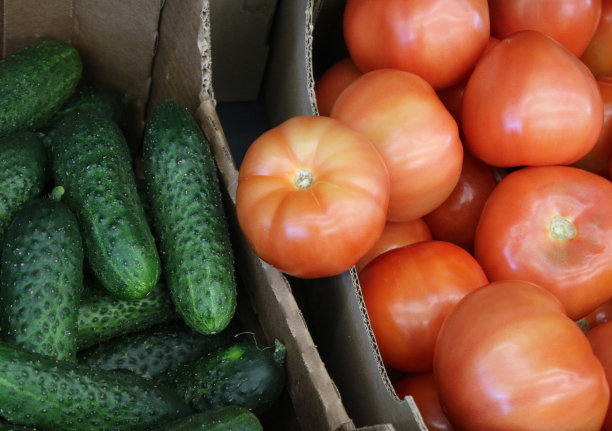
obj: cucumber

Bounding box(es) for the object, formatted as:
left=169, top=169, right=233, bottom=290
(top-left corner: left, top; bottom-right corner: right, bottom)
left=78, top=322, right=237, bottom=378
left=0, top=187, right=83, bottom=361
left=0, top=39, right=82, bottom=138
left=155, top=406, right=263, bottom=431
left=0, top=131, right=48, bottom=245
left=49, top=110, right=161, bottom=300
left=142, top=100, right=237, bottom=334
left=0, top=342, right=191, bottom=430
left=0, top=420, right=38, bottom=431
left=77, top=281, right=179, bottom=350
left=161, top=339, right=286, bottom=414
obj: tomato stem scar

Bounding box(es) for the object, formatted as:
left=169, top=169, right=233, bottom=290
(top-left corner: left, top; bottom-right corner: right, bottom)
left=294, top=168, right=314, bottom=189
left=549, top=214, right=577, bottom=242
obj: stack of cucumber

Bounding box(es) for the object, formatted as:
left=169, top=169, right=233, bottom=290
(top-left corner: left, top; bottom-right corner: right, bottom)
left=0, top=39, right=286, bottom=430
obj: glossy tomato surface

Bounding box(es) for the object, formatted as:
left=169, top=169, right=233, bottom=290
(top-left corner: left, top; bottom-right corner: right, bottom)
left=393, top=372, right=455, bottom=431
left=474, top=165, right=612, bottom=320
left=582, top=0, right=612, bottom=77
left=331, top=68, right=463, bottom=222
left=488, top=0, right=602, bottom=57
left=359, top=240, right=488, bottom=372
left=235, top=115, right=390, bottom=279
left=587, top=321, right=612, bottom=431
left=434, top=280, right=610, bottom=431
left=314, top=57, right=361, bottom=117
left=462, top=30, right=603, bottom=167
left=342, top=0, right=490, bottom=90
left=423, top=151, right=498, bottom=254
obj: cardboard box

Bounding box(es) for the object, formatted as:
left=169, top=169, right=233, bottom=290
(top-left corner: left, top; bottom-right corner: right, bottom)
left=0, top=1, right=355, bottom=430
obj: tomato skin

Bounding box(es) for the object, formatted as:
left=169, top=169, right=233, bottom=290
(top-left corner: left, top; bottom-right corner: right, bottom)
left=393, top=372, right=455, bottom=431
left=236, top=115, right=390, bottom=279
left=314, top=57, right=361, bottom=117
left=474, top=165, right=612, bottom=320
left=331, top=68, right=463, bottom=222
left=423, top=151, right=498, bottom=254
left=462, top=30, right=603, bottom=167
left=355, top=218, right=431, bottom=273
left=342, top=0, right=490, bottom=90
left=582, top=0, right=612, bottom=77
left=359, top=240, right=488, bottom=372
left=434, top=280, right=610, bottom=431
left=488, top=0, right=602, bottom=57
left=587, top=321, right=612, bottom=431
left=579, top=298, right=612, bottom=331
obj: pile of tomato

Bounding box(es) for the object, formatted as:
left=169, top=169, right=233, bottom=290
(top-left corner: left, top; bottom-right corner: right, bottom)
left=235, top=1, right=612, bottom=429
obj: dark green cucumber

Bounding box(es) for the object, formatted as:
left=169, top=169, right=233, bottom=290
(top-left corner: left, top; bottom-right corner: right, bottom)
left=77, top=281, right=179, bottom=350
left=0, top=342, right=191, bottom=430
left=49, top=111, right=161, bottom=299
left=143, top=100, right=237, bottom=334
left=0, top=187, right=83, bottom=361
left=0, top=39, right=82, bottom=138
left=155, top=406, right=263, bottom=431
left=0, top=131, right=48, bottom=245
left=0, top=420, right=38, bottom=431
left=161, top=340, right=286, bottom=414
left=78, top=322, right=237, bottom=378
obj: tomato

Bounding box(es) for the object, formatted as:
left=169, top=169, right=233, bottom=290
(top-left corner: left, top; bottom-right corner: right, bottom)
left=587, top=321, right=612, bottom=431
left=314, top=57, right=361, bottom=117
left=582, top=0, right=612, bottom=77
left=355, top=218, right=431, bottom=273
left=434, top=280, right=610, bottom=431
left=235, top=115, right=390, bottom=279
left=462, top=30, right=603, bottom=167
left=331, top=68, right=463, bottom=222
left=342, top=0, right=490, bottom=90
left=423, top=151, right=498, bottom=254
left=474, top=165, right=612, bottom=320
left=393, top=372, right=455, bottom=431
left=572, top=77, right=612, bottom=177
left=579, top=298, right=612, bottom=331
left=488, top=0, right=602, bottom=57
left=359, top=240, right=488, bottom=372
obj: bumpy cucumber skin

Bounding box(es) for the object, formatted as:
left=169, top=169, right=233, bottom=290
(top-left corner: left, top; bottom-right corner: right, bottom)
left=0, top=343, right=191, bottom=430
left=0, top=39, right=82, bottom=138
left=162, top=340, right=286, bottom=414
left=77, top=282, right=179, bottom=350
left=49, top=111, right=161, bottom=300
left=0, top=196, right=83, bottom=361
left=78, top=322, right=236, bottom=378
left=0, top=131, right=47, bottom=245
left=142, top=100, right=237, bottom=334
left=155, top=406, right=263, bottom=431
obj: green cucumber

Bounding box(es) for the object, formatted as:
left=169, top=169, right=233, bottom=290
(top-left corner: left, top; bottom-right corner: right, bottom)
left=161, top=339, right=286, bottom=414
left=142, top=100, right=237, bottom=334
left=77, top=281, right=179, bottom=350
left=0, top=187, right=83, bottom=361
left=0, top=39, right=82, bottom=138
left=155, top=406, right=263, bottom=431
left=78, top=322, right=237, bottom=378
left=49, top=111, right=161, bottom=300
left=0, top=131, right=48, bottom=245
left=0, top=342, right=191, bottom=430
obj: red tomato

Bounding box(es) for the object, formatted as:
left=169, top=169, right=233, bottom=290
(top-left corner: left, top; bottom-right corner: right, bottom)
left=331, top=68, right=463, bottom=222
left=582, top=0, right=612, bottom=77
left=393, top=372, right=455, bottom=431
left=572, top=77, right=612, bottom=177
left=423, top=151, right=498, bottom=254
left=587, top=321, right=612, bottom=431
left=435, top=280, right=609, bottom=431
left=579, top=298, right=612, bottom=331
left=474, top=165, right=612, bottom=320
left=359, top=240, right=488, bottom=372
left=462, top=30, right=603, bottom=167
left=488, top=0, right=602, bottom=57
left=355, top=218, right=431, bottom=273
left=235, top=115, right=390, bottom=279
left=342, top=0, right=490, bottom=90
left=314, top=57, right=362, bottom=117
